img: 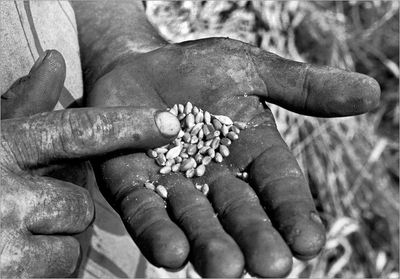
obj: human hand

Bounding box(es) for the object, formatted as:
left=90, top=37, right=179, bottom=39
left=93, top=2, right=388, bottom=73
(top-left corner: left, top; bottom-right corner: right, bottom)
left=86, top=38, right=380, bottom=277
left=0, top=51, right=180, bottom=277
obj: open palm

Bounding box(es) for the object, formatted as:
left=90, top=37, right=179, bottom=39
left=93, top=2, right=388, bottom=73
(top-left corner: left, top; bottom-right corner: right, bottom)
left=86, top=38, right=380, bottom=277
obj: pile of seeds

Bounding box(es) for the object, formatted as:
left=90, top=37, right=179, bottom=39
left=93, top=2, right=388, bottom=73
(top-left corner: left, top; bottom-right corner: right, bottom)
left=144, top=102, right=247, bottom=198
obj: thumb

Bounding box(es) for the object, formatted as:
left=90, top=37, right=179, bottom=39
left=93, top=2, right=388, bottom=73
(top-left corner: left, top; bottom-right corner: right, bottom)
left=1, top=50, right=65, bottom=119
left=1, top=107, right=180, bottom=170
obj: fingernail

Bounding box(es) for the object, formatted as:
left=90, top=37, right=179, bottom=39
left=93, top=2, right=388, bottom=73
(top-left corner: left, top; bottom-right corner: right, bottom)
left=155, top=111, right=181, bottom=137
left=30, top=50, right=51, bottom=72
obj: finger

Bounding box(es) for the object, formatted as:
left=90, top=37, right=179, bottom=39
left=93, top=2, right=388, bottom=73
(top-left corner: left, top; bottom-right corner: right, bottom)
left=248, top=44, right=381, bottom=116
left=94, top=153, right=189, bottom=269
left=22, top=235, right=80, bottom=277
left=1, top=50, right=64, bottom=119
left=1, top=108, right=180, bottom=170
left=244, top=121, right=326, bottom=260
left=160, top=175, right=245, bottom=278
left=25, top=176, right=94, bottom=234
left=207, top=168, right=292, bottom=277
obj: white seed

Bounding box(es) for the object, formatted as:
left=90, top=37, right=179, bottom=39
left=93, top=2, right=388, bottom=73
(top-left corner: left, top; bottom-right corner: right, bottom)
left=177, top=129, right=185, bottom=138
left=160, top=166, right=171, bottom=174
left=172, top=104, right=178, bottom=112
left=192, top=106, right=199, bottom=115
left=178, top=104, right=184, bottom=113
left=156, top=185, right=168, bottom=199
left=178, top=113, right=186, bottom=120
left=198, top=129, right=204, bottom=139
left=166, top=144, right=183, bottom=160
left=202, top=156, right=212, bottom=165
left=185, top=102, right=193, bottom=114
left=213, top=115, right=233, bottom=126
left=195, top=153, right=203, bottom=164
left=242, top=172, right=249, bottom=181
left=172, top=163, right=181, bottom=172
left=227, top=131, right=239, bottom=141
left=185, top=168, right=195, bottom=178
left=221, top=125, right=229, bottom=136
left=207, top=148, right=216, bottom=158
left=204, top=139, right=213, bottom=147
left=155, top=147, right=169, bottom=154
left=166, top=159, right=174, bottom=167
left=215, top=152, right=223, bottom=163
left=220, top=138, right=231, bottom=146
left=195, top=164, right=206, bottom=177
left=211, top=137, right=220, bottom=149
left=169, top=107, right=178, bottom=116
left=197, top=140, right=204, bottom=149
left=146, top=149, right=158, bottom=158
left=183, top=132, right=191, bottom=143
left=156, top=154, right=167, bottom=166
left=202, top=125, right=210, bottom=136
left=201, top=184, right=210, bottom=195
left=219, top=145, right=230, bottom=157
left=144, top=182, right=155, bottom=190
left=180, top=152, right=189, bottom=159
left=187, top=144, right=197, bottom=156
left=212, top=118, right=222, bottom=130
left=231, top=125, right=241, bottom=134
left=181, top=158, right=196, bottom=171
left=185, top=113, right=195, bottom=129
left=195, top=111, right=204, bottom=123
left=195, top=183, right=202, bottom=190
left=234, top=121, right=247, bottom=130
left=190, top=135, right=199, bottom=144
left=204, top=111, right=211, bottom=124
left=190, top=123, right=203, bottom=135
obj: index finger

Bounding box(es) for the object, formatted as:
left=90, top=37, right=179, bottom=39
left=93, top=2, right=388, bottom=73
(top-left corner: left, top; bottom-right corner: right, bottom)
left=1, top=108, right=180, bottom=170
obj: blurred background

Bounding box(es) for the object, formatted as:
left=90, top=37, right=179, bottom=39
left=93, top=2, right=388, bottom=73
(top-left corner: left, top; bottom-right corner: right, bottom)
left=145, top=1, right=399, bottom=278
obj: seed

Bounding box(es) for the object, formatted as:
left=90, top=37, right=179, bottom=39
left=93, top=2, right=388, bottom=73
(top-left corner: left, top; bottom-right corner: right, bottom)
left=204, top=111, right=211, bottom=124
left=183, top=132, right=191, bottom=143
left=212, top=118, right=222, bottom=130
left=144, top=182, right=155, bottom=190
left=192, top=106, right=199, bottom=115
left=207, top=148, right=216, bottom=158
left=146, top=149, right=158, bottom=158
left=178, top=113, right=186, bottom=120
left=215, top=152, right=223, bottom=163
left=185, top=168, right=195, bottom=178
left=185, top=102, right=193, bottom=114
left=177, top=129, right=185, bottom=138
left=204, top=139, right=213, bottom=147
left=160, top=166, right=171, bottom=174
left=211, top=137, right=220, bottom=149
left=172, top=163, right=181, bottom=172
left=178, top=104, right=184, bottom=113
left=202, top=156, right=212, bottom=165
left=180, top=158, right=196, bottom=171
left=231, top=125, right=241, bottom=134
left=205, top=133, right=214, bottom=140
left=169, top=107, right=178, bottom=116
left=198, top=129, right=204, bottom=140
left=221, top=125, right=229, bottom=136
left=180, top=152, right=189, bottom=159
left=197, top=140, right=204, bottom=149
left=190, top=135, right=199, bottom=144
left=166, top=144, right=183, bottom=160
left=190, top=123, right=203, bottom=135
left=165, top=159, right=174, bottom=167
left=185, top=113, right=195, bottom=129
left=195, top=111, right=204, bottom=123
left=220, top=138, right=231, bottom=146
left=155, top=147, right=168, bottom=154
left=172, top=104, right=178, bottom=112
left=199, top=146, right=210, bottom=154
left=195, top=164, right=206, bottom=177
left=207, top=124, right=215, bottom=134
left=227, top=131, right=239, bottom=141
left=213, top=130, right=221, bottom=138
left=156, top=154, right=167, bottom=166
left=242, top=172, right=249, bottom=181
left=156, top=185, right=168, bottom=199
left=175, top=156, right=183, bottom=163
left=195, top=153, right=203, bottom=164
left=219, top=145, right=230, bottom=157
left=195, top=183, right=202, bottom=190
left=201, top=184, right=210, bottom=195
left=173, top=138, right=182, bottom=146
left=213, top=115, right=233, bottom=126
left=202, top=125, right=210, bottom=136
left=187, top=144, right=198, bottom=156
left=234, top=121, right=247, bottom=130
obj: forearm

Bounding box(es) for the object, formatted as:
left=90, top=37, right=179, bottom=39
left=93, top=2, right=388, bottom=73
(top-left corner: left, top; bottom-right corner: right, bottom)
left=72, top=1, right=167, bottom=92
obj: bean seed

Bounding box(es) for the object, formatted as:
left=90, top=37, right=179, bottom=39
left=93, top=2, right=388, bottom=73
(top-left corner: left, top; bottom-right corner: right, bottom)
left=160, top=166, right=171, bottom=174
left=242, top=172, right=249, bottom=181
left=207, top=124, right=215, bottom=134
left=185, top=168, right=195, bottom=178
left=156, top=154, right=167, bottom=166
left=195, top=111, right=204, bottom=123
left=155, top=147, right=168, bottom=154
left=178, top=104, right=184, bottom=113
left=227, top=131, right=239, bottom=141
left=220, top=138, right=231, bottom=146
left=178, top=113, right=186, bottom=120
left=195, top=183, right=202, bottom=190
left=180, top=158, right=196, bottom=171
left=195, top=153, right=203, bottom=164
left=182, top=132, right=191, bottom=143
left=166, top=159, right=174, bottom=167
left=190, top=135, right=199, bottom=144
left=202, top=125, right=210, bottom=136
left=185, top=113, right=195, bottom=129
left=156, top=185, right=168, bottom=199
left=192, top=106, right=199, bottom=115
left=201, top=184, right=209, bottom=195
left=146, top=150, right=158, bottom=158
left=171, top=163, right=181, bottom=172
left=234, top=121, right=247, bottom=130
left=231, top=125, right=241, bottom=134
left=197, top=140, right=204, bottom=149
left=204, top=111, right=211, bottom=124
left=187, top=144, right=197, bottom=156
left=144, top=182, right=155, bottom=190
left=205, top=133, right=214, bottom=141
left=215, top=152, right=223, bottom=163
left=212, top=118, right=222, bottom=130
left=198, top=129, right=204, bottom=140
left=166, top=144, right=183, bottom=160
left=185, top=102, right=193, bottom=114
left=190, top=123, right=203, bottom=135
left=175, top=156, right=183, bottom=163
left=199, top=146, right=210, bottom=154
left=195, top=164, right=206, bottom=177
left=204, top=139, right=213, bottom=147
left=211, top=137, right=220, bottom=149
left=207, top=148, right=216, bottom=158
left=213, top=115, right=233, bottom=126
left=219, top=145, right=230, bottom=157
left=180, top=152, right=189, bottom=159
left=169, top=107, right=178, bottom=116
left=221, top=125, right=229, bottom=136
left=202, top=156, right=212, bottom=165
left=177, top=129, right=185, bottom=138
left=172, top=104, right=178, bottom=112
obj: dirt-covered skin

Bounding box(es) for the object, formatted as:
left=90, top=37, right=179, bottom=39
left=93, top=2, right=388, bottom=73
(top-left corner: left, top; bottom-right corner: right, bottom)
left=86, top=38, right=380, bottom=277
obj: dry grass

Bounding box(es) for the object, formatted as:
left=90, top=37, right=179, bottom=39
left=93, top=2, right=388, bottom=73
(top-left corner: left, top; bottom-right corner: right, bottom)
left=146, top=1, right=399, bottom=278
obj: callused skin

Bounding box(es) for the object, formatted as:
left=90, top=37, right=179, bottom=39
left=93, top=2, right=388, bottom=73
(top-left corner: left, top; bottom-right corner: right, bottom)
left=85, top=38, right=380, bottom=277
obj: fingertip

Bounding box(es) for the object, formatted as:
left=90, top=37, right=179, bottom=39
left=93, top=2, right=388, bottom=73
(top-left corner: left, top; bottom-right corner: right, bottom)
left=154, top=111, right=181, bottom=138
